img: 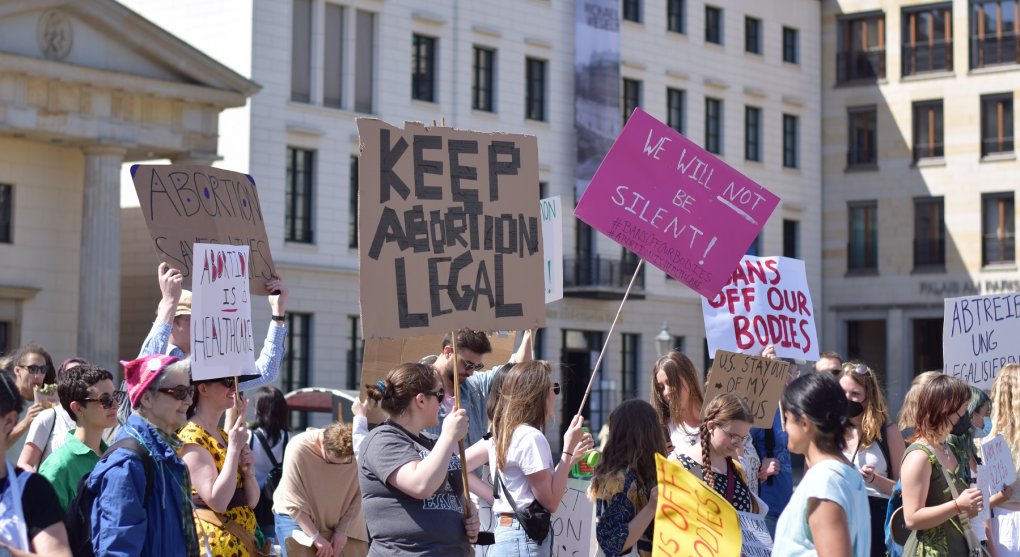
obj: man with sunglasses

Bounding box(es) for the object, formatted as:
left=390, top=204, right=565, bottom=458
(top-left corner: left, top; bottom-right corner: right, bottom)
left=39, top=364, right=122, bottom=511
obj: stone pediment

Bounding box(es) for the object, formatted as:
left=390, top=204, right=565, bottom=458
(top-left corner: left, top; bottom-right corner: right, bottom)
left=0, top=0, right=257, bottom=96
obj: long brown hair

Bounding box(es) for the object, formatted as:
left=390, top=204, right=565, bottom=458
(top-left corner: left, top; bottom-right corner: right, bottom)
left=699, top=394, right=751, bottom=484
left=491, top=361, right=552, bottom=470
left=839, top=362, right=890, bottom=447
left=912, top=374, right=970, bottom=443
left=896, top=370, right=941, bottom=432
left=590, top=399, right=665, bottom=498
left=650, top=352, right=704, bottom=430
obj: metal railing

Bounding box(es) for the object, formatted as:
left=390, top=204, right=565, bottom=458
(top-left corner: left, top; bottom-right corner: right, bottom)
left=982, top=136, right=1015, bottom=157
left=983, top=235, right=1016, bottom=266
left=971, top=34, right=1020, bottom=68
left=914, top=142, right=944, bottom=161
left=903, top=40, right=953, bottom=75
left=837, top=49, right=886, bottom=83
left=913, top=238, right=945, bottom=268
left=564, top=255, right=645, bottom=289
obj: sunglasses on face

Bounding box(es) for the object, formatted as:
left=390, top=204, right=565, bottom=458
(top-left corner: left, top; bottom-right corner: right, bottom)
left=81, top=391, right=127, bottom=410
left=20, top=364, right=49, bottom=376
left=459, top=358, right=485, bottom=372
left=425, top=388, right=445, bottom=403
left=218, top=377, right=236, bottom=388
left=553, top=382, right=561, bottom=395
left=156, top=385, right=195, bottom=401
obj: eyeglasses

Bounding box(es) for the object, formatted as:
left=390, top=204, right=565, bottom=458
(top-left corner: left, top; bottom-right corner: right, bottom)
left=425, top=388, right=445, bottom=403
left=718, top=427, right=751, bottom=444
left=156, top=385, right=195, bottom=401
left=20, top=364, right=49, bottom=376
left=553, top=382, right=561, bottom=395
left=218, top=377, right=236, bottom=388
left=82, top=391, right=127, bottom=410
left=326, top=453, right=354, bottom=465
left=460, top=358, right=485, bottom=372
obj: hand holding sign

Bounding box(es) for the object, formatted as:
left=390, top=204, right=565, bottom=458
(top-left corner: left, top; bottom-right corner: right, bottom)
left=190, top=243, right=257, bottom=381
left=703, top=350, right=790, bottom=428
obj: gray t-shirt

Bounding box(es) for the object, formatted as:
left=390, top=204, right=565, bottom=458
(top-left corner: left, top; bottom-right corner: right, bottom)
left=358, top=423, right=470, bottom=557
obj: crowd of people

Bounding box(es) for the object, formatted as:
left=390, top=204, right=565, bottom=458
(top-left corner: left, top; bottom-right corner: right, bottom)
left=0, top=265, right=1018, bottom=557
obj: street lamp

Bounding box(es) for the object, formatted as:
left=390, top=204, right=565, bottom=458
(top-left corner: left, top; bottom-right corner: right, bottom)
left=655, top=322, right=672, bottom=357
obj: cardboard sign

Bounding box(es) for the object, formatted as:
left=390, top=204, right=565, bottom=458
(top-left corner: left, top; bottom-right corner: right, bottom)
left=541, top=196, right=564, bottom=303
left=356, top=119, right=546, bottom=339
left=574, top=108, right=779, bottom=298
left=943, top=294, right=1020, bottom=389
left=703, top=350, right=790, bottom=428
left=737, top=512, right=773, bottom=557
left=131, top=164, right=275, bottom=294
left=653, top=453, right=740, bottom=557
left=981, top=435, right=1017, bottom=491
left=476, top=477, right=595, bottom=557
left=190, top=243, right=257, bottom=381
left=702, top=256, right=819, bottom=361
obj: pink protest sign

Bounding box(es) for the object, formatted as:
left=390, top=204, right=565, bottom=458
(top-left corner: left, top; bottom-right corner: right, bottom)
left=574, top=108, right=780, bottom=298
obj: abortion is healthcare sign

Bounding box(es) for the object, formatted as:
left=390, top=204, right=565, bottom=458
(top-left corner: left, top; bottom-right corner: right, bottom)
left=574, top=108, right=779, bottom=298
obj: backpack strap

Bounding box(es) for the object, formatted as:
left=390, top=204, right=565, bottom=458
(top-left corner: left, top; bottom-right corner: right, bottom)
left=106, top=437, right=154, bottom=505
left=877, top=422, right=893, bottom=471
left=764, top=429, right=776, bottom=486
left=254, top=430, right=280, bottom=468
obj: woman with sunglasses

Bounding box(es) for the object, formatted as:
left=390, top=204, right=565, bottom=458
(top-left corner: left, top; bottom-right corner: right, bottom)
left=90, top=354, right=200, bottom=556
left=179, top=375, right=260, bottom=556
left=359, top=362, right=478, bottom=556
left=38, top=363, right=123, bottom=511
left=7, top=343, right=56, bottom=460
left=18, top=357, right=87, bottom=472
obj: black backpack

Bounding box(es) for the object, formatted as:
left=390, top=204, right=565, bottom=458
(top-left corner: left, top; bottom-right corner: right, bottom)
left=251, top=429, right=288, bottom=530
left=65, top=437, right=154, bottom=557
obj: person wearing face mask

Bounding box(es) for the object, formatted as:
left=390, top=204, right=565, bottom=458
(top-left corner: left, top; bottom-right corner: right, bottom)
left=947, top=387, right=991, bottom=485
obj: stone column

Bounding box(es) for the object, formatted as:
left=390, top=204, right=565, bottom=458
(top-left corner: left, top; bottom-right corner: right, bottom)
left=77, top=145, right=126, bottom=371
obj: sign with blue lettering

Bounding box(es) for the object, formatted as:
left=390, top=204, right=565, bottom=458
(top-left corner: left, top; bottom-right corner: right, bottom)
left=943, top=293, right=1020, bottom=389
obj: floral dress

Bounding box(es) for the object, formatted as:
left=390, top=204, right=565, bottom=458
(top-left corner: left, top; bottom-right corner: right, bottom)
left=178, top=422, right=257, bottom=557
left=590, top=469, right=652, bottom=557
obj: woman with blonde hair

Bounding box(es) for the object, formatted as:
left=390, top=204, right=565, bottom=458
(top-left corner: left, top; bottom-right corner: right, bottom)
left=988, top=364, right=1020, bottom=556
left=489, top=360, right=593, bottom=556
left=650, top=352, right=704, bottom=455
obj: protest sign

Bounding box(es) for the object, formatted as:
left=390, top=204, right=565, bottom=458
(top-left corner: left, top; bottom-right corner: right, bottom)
left=357, top=119, right=546, bottom=338
left=702, top=255, right=818, bottom=361
left=574, top=108, right=779, bottom=298
left=703, top=350, right=790, bottom=428
left=189, top=243, right=257, bottom=381
left=737, top=511, right=773, bottom=557
left=653, top=453, right=740, bottom=557
left=981, top=435, right=1017, bottom=491
left=131, top=164, right=275, bottom=294
left=541, top=196, right=564, bottom=303
left=943, top=293, right=1020, bottom=389
left=975, top=464, right=992, bottom=523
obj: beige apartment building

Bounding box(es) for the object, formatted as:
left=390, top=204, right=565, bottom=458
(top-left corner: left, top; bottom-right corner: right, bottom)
left=821, top=0, right=1020, bottom=405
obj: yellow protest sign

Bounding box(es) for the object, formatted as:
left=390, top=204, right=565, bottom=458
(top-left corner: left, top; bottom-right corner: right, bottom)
left=653, top=453, right=741, bottom=557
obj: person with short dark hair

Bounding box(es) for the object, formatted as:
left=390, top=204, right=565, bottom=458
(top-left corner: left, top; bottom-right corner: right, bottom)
left=18, top=357, right=87, bottom=472
left=38, top=364, right=121, bottom=510
left=425, top=330, right=496, bottom=447
left=7, top=344, right=56, bottom=458
left=813, top=351, right=844, bottom=375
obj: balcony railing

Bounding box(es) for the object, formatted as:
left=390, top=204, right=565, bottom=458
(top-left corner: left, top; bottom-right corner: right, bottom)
left=914, top=142, right=944, bottom=161
left=983, top=235, right=1016, bottom=266
left=847, top=147, right=877, bottom=167
left=913, top=237, right=946, bottom=268
left=971, top=34, right=1020, bottom=68
left=563, top=255, right=645, bottom=298
left=847, top=243, right=878, bottom=271
left=903, top=40, right=953, bottom=75
left=981, top=136, right=1015, bottom=157
left=837, top=49, right=886, bottom=83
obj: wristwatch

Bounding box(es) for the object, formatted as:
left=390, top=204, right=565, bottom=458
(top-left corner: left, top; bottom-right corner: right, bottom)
left=271, top=314, right=286, bottom=322
left=0, top=544, right=12, bottom=557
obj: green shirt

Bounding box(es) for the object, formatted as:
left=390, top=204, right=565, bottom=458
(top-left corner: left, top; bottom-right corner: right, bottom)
left=38, top=430, right=107, bottom=511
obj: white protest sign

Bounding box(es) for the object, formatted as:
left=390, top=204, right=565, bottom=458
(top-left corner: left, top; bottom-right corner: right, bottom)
left=981, top=435, right=1017, bottom=491
left=976, top=464, right=992, bottom=523
left=702, top=256, right=819, bottom=361
left=190, top=243, right=257, bottom=381
left=943, top=294, right=1020, bottom=389
left=737, top=511, right=773, bottom=557
left=541, top=196, right=563, bottom=303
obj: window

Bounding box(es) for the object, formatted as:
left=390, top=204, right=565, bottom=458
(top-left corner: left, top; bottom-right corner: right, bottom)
left=783, top=219, right=799, bottom=258
left=672, top=336, right=686, bottom=353
left=745, top=106, right=762, bottom=161
left=291, top=0, right=312, bottom=102
left=914, top=197, right=945, bottom=268
left=981, top=93, right=1014, bottom=156
left=848, top=201, right=878, bottom=271
left=323, top=4, right=345, bottom=108
left=285, top=147, right=314, bottom=243
left=283, top=313, right=312, bottom=427
left=746, top=233, right=761, bottom=256
left=705, top=97, right=723, bottom=154
left=349, top=156, right=359, bottom=248
left=623, top=0, right=641, bottom=22
left=783, top=113, right=799, bottom=168
left=838, top=13, right=886, bottom=83
left=621, top=333, right=640, bottom=401
left=847, top=106, right=878, bottom=167
left=971, top=0, right=1020, bottom=68
left=526, top=58, right=547, bottom=121
left=745, top=17, right=762, bottom=54
left=983, top=192, right=1016, bottom=265
left=667, top=88, right=685, bottom=133
left=539, top=181, right=549, bottom=200
left=912, top=100, right=944, bottom=160
left=706, top=6, right=723, bottom=44
left=354, top=10, right=376, bottom=113
left=412, top=34, right=436, bottom=102
left=783, top=26, right=800, bottom=63
left=472, top=47, right=495, bottom=112
left=667, top=0, right=686, bottom=33
left=0, top=322, right=8, bottom=355
left=0, top=184, right=10, bottom=243
left=346, top=315, right=363, bottom=390
left=623, top=79, right=642, bottom=125
left=903, top=4, right=952, bottom=75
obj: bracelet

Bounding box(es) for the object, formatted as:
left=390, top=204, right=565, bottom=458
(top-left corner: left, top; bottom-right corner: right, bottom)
left=562, top=451, right=573, bottom=457
left=953, top=499, right=962, bottom=514
left=271, top=314, right=286, bottom=322
left=866, top=474, right=874, bottom=484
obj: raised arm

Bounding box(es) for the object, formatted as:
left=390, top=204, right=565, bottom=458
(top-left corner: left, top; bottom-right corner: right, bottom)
left=239, top=275, right=288, bottom=391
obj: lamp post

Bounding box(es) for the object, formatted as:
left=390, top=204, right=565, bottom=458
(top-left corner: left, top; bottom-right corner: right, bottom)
left=655, top=322, right=671, bottom=357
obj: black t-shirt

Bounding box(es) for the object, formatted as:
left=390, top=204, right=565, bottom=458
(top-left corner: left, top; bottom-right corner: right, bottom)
left=1, top=468, right=64, bottom=539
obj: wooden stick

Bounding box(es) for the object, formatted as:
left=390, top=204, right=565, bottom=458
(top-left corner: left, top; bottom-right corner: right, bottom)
left=450, top=330, right=473, bottom=518
left=575, top=259, right=644, bottom=416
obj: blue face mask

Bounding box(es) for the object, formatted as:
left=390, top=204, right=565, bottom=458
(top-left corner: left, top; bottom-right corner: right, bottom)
left=974, top=418, right=992, bottom=439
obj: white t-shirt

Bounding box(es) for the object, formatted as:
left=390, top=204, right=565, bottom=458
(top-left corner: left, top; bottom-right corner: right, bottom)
left=844, top=440, right=889, bottom=499
left=23, top=406, right=75, bottom=463
left=773, top=459, right=871, bottom=557
left=489, top=425, right=553, bottom=514
left=248, top=428, right=289, bottom=488
left=668, top=421, right=699, bottom=456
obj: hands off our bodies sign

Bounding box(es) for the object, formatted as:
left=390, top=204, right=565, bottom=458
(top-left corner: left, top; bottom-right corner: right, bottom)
left=574, top=108, right=779, bottom=298
left=702, top=256, right=819, bottom=361
left=190, top=243, right=257, bottom=381
left=357, top=119, right=545, bottom=338
left=943, top=293, right=1020, bottom=389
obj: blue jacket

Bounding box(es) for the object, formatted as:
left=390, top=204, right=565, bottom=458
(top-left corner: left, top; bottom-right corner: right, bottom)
left=751, top=409, right=793, bottom=518
left=88, top=414, right=197, bottom=557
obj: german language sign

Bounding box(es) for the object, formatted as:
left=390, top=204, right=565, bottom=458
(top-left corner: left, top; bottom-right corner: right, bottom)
left=190, top=243, right=257, bottom=381
left=981, top=435, right=1017, bottom=491
left=943, top=294, right=1020, bottom=389
left=541, top=196, right=564, bottom=303
left=131, top=164, right=275, bottom=294
left=357, top=119, right=545, bottom=338
left=702, top=256, right=818, bottom=361
left=737, top=511, right=773, bottom=557
left=653, top=453, right=740, bottom=557
left=574, top=108, right=779, bottom=298
left=703, top=350, right=791, bottom=428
